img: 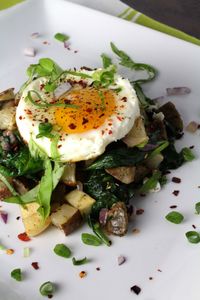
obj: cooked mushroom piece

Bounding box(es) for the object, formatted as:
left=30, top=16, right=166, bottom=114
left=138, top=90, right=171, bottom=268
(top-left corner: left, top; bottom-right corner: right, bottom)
left=123, top=116, right=149, bottom=147
left=0, top=88, right=15, bottom=102
left=159, top=101, right=183, bottom=132
left=106, top=202, right=128, bottom=236
left=105, top=166, right=136, bottom=184
left=0, top=107, right=16, bottom=130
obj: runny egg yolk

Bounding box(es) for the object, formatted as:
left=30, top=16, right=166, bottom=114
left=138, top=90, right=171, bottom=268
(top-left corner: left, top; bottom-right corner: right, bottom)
left=54, top=87, right=116, bottom=134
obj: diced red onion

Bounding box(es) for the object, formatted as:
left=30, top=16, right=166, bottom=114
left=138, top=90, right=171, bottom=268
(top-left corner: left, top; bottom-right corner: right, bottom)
left=99, top=208, right=108, bottom=225
left=0, top=212, right=8, bottom=224
left=166, top=87, right=191, bottom=96
left=24, top=47, right=36, bottom=57
left=64, top=41, right=70, bottom=49
left=185, top=121, right=199, bottom=133
left=118, top=255, right=126, bottom=265
left=30, top=32, right=39, bottom=38
left=76, top=181, right=83, bottom=191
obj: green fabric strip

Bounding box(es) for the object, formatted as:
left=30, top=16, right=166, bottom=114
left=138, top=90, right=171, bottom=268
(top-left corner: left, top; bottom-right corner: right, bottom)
left=0, top=0, right=24, bottom=10
left=136, top=14, right=200, bottom=46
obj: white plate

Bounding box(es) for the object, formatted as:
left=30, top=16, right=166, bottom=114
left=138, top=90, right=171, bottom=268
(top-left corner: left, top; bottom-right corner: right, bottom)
left=0, top=1, right=200, bottom=299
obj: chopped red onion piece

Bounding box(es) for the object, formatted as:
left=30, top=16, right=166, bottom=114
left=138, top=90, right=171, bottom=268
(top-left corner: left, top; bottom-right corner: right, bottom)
left=166, top=87, right=191, bottom=96
left=185, top=121, right=199, bottom=133
left=118, top=255, right=126, bottom=265
left=24, top=47, right=36, bottom=57
left=0, top=211, right=8, bottom=224
left=99, top=208, right=108, bottom=225
left=30, top=32, right=39, bottom=38
left=64, top=41, right=70, bottom=49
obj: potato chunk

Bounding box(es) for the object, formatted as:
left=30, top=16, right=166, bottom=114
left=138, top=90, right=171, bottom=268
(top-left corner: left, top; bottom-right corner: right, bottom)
left=50, top=204, right=82, bottom=235
left=21, top=202, right=51, bottom=237
left=65, top=190, right=95, bottom=216
left=0, top=88, right=15, bottom=102
left=123, top=116, right=148, bottom=147
left=0, top=106, right=16, bottom=130
left=105, top=166, right=136, bottom=184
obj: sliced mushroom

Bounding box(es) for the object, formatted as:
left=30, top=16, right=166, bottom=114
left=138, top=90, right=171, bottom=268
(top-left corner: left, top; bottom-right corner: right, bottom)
left=0, top=106, right=16, bottom=130
left=159, top=101, right=183, bottom=131
left=105, top=166, right=136, bottom=184
left=106, top=202, right=128, bottom=236
left=123, top=116, right=149, bottom=147
left=0, top=88, right=15, bottom=102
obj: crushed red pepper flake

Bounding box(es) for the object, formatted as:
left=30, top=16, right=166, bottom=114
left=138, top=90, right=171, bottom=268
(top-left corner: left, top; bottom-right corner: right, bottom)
left=68, top=123, right=76, bottom=130
left=136, top=208, right=144, bottom=215
left=130, top=285, right=141, bottom=295
left=18, top=232, right=31, bottom=242
left=157, top=269, right=162, bottom=272
left=170, top=205, right=177, bottom=209
left=79, top=271, right=87, bottom=278
left=31, top=262, right=39, bottom=270
left=108, top=130, right=113, bottom=135
left=172, top=190, right=180, bottom=196
left=172, top=177, right=181, bottom=183
left=19, top=116, right=22, bottom=120
left=192, top=224, right=197, bottom=229
left=96, top=267, right=101, bottom=271
left=149, top=277, right=153, bottom=280
left=189, top=145, right=195, bottom=149
left=16, top=216, right=20, bottom=220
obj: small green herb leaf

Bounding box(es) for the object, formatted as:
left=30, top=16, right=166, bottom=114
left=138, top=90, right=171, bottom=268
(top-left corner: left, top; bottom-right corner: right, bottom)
left=39, top=58, right=55, bottom=73
left=11, top=268, right=22, bottom=281
left=54, top=32, right=69, bottom=42
left=181, top=147, right=195, bottom=162
left=140, top=171, right=161, bottom=193
left=39, top=281, right=55, bottom=296
left=36, top=122, right=54, bottom=139
left=101, top=54, right=112, bottom=68
left=89, top=220, right=111, bottom=247
left=81, top=233, right=102, bottom=246
left=72, top=257, right=88, bottom=266
left=165, top=211, right=184, bottom=224
left=185, top=231, right=200, bottom=244
left=195, top=202, right=200, bottom=214
left=53, top=243, right=71, bottom=258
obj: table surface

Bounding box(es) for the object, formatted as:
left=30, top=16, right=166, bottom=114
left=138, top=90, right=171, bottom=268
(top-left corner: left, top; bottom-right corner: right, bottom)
left=122, top=0, right=200, bottom=39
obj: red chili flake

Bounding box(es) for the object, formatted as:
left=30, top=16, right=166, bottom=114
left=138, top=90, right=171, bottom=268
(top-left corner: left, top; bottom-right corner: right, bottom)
left=117, top=116, right=122, bottom=121
left=121, top=97, right=127, bottom=102
left=149, top=277, right=153, bottom=280
left=26, top=109, right=32, bottom=115
left=170, top=205, right=177, bottom=209
left=68, top=123, right=76, bottom=130
left=192, top=224, right=197, bottom=229
left=172, top=177, right=181, bottom=183
left=172, top=190, right=180, bottom=196
left=101, top=130, right=105, bottom=135
left=136, top=208, right=144, bottom=215
left=108, top=130, right=113, bottom=135
left=74, top=50, right=78, bottom=53
left=108, top=123, right=112, bottom=126
left=189, top=145, right=195, bottom=149
left=58, top=145, right=62, bottom=149
left=99, top=113, right=105, bottom=118
left=96, top=267, right=101, bottom=271
left=120, top=105, right=125, bottom=108
left=18, top=232, right=31, bottom=242
left=79, top=271, right=87, bottom=278
left=40, top=84, right=45, bottom=90
left=16, top=216, right=20, bottom=220
left=31, top=262, right=39, bottom=270
left=82, top=117, right=88, bottom=125
left=157, top=269, right=162, bottom=272
left=19, top=116, right=22, bottom=120
left=130, top=285, right=141, bottom=295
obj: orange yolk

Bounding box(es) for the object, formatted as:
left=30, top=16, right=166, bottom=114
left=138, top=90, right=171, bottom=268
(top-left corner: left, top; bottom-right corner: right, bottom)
left=54, top=87, right=116, bottom=134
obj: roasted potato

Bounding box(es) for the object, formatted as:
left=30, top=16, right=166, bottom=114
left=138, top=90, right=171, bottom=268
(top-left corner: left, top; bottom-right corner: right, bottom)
left=105, top=166, right=136, bottom=184
left=145, top=154, right=164, bottom=170
left=123, top=116, right=149, bottom=147
left=65, top=190, right=95, bottom=216
left=0, top=88, right=15, bottom=102
left=50, top=204, right=82, bottom=235
left=21, top=202, right=51, bottom=237
left=0, top=106, right=16, bottom=130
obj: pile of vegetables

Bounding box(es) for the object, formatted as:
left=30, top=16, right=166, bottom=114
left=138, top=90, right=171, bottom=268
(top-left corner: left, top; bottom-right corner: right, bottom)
left=0, top=43, right=194, bottom=242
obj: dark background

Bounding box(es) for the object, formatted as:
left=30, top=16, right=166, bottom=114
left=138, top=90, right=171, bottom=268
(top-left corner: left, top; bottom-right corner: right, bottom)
left=121, top=0, right=200, bottom=39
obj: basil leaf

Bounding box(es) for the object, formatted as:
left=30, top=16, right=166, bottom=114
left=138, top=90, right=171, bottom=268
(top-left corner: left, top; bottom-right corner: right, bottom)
left=181, top=147, right=195, bottom=162
left=36, top=122, right=54, bottom=139
left=81, top=233, right=102, bottom=246
left=89, top=220, right=111, bottom=247
left=11, top=268, right=22, bottom=281
left=50, top=134, right=60, bottom=159
left=195, top=202, right=200, bottom=214
left=53, top=243, right=71, bottom=258
left=110, top=42, right=156, bottom=83
left=101, top=54, right=112, bottom=68
left=185, top=231, right=200, bottom=244
left=148, top=141, right=169, bottom=159
left=0, top=172, right=18, bottom=196
left=40, top=281, right=55, bottom=296
left=72, top=257, right=88, bottom=266
left=54, top=32, right=69, bottom=42
left=140, top=170, right=161, bottom=193
left=134, top=83, right=154, bottom=108
left=165, top=211, right=184, bottom=224
left=39, top=58, right=55, bottom=73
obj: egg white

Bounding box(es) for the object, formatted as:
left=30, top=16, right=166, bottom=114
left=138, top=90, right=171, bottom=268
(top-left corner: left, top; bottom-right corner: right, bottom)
left=16, top=69, right=140, bottom=162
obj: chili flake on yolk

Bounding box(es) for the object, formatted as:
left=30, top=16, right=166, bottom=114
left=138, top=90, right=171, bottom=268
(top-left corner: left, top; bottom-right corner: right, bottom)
left=54, top=87, right=116, bottom=134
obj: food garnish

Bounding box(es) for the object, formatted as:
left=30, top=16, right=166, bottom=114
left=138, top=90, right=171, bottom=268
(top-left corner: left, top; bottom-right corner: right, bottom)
left=11, top=268, right=22, bottom=281
left=165, top=211, right=184, bottom=224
